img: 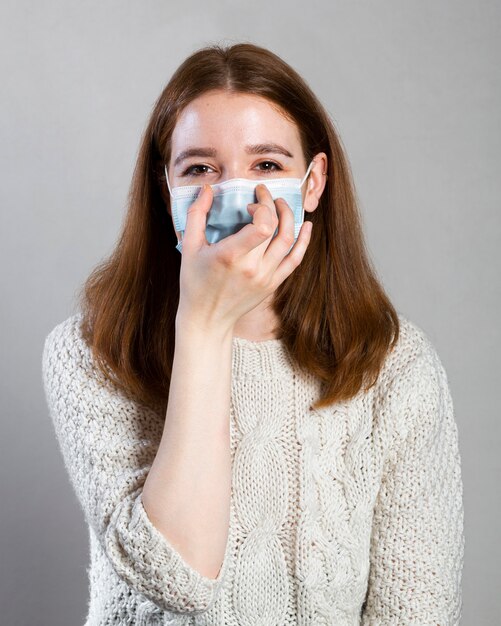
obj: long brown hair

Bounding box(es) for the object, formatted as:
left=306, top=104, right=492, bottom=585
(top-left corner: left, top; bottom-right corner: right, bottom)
left=76, top=42, right=399, bottom=411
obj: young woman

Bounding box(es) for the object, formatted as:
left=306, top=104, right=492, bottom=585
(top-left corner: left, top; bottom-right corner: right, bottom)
left=42, top=42, right=464, bottom=625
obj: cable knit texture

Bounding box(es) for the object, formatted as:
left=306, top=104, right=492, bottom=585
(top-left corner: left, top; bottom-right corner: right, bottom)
left=42, top=311, right=464, bottom=625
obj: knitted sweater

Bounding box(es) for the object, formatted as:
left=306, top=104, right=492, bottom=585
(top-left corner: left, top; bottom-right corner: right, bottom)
left=42, top=311, right=464, bottom=626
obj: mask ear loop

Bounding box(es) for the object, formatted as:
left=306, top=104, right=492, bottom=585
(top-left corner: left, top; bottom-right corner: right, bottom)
left=164, top=164, right=184, bottom=251
left=299, top=159, right=316, bottom=188
left=289, top=160, right=316, bottom=248
left=164, top=164, right=173, bottom=196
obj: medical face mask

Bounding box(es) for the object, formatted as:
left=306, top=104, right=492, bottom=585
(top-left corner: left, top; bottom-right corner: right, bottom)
left=164, top=159, right=315, bottom=253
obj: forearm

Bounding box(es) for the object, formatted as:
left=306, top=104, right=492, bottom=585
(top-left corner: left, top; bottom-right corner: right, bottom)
left=142, top=314, right=233, bottom=580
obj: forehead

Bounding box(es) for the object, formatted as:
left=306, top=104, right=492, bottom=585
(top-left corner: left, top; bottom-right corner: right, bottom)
left=171, top=90, right=302, bottom=148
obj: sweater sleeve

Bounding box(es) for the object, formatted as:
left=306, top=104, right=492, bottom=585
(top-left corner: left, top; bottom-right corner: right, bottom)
left=360, top=340, right=465, bottom=625
left=41, top=316, right=230, bottom=615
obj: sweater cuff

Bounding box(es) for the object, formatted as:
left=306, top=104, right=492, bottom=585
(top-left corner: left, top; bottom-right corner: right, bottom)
left=104, top=489, right=229, bottom=614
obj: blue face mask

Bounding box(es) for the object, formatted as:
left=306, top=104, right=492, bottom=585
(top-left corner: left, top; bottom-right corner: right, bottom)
left=164, top=160, right=315, bottom=253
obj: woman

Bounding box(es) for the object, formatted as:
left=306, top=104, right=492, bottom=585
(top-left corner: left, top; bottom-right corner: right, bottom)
left=42, top=42, right=464, bottom=625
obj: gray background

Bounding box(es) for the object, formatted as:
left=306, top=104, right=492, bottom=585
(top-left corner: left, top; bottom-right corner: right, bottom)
left=1, top=1, right=499, bottom=624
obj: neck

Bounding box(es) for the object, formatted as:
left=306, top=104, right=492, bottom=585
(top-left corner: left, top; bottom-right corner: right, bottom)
left=232, top=293, right=281, bottom=342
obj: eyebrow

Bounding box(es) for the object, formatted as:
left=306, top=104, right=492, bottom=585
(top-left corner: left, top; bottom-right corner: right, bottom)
left=173, top=143, right=294, bottom=167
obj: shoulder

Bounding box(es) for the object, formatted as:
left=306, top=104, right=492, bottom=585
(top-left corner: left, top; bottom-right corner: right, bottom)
left=390, top=312, right=441, bottom=367
left=375, top=313, right=452, bottom=431
left=373, top=314, right=460, bottom=476
left=42, top=311, right=91, bottom=375
left=43, top=311, right=84, bottom=350
left=41, top=311, right=116, bottom=402
left=380, top=311, right=449, bottom=388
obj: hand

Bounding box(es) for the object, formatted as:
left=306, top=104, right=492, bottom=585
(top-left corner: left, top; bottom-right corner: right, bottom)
left=175, top=182, right=313, bottom=333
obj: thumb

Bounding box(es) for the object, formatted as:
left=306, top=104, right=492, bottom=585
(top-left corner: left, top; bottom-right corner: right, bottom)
left=183, top=184, right=213, bottom=248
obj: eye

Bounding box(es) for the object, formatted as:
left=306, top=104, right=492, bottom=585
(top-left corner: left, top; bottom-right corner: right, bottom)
left=180, top=160, right=283, bottom=178
left=256, top=160, right=283, bottom=173
left=181, top=164, right=214, bottom=177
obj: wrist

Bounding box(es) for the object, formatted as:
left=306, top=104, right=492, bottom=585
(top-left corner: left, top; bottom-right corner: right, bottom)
left=175, top=310, right=235, bottom=344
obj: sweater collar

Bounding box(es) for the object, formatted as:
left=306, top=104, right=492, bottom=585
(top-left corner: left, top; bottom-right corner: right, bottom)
left=231, top=334, right=293, bottom=379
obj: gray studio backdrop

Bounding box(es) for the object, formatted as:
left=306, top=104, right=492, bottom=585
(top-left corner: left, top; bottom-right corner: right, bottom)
left=1, top=1, right=499, bottom=624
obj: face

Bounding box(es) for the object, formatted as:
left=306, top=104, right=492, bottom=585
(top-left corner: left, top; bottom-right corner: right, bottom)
left=163, top=89, right=328, bottom=243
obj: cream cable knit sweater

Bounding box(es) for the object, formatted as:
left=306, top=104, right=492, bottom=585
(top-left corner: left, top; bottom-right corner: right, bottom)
left=42, top=311, right=464, bottom=625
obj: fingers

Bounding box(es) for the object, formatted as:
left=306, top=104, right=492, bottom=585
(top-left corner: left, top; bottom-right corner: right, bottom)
left=250, top=183, right=279, bottom=226
left=217, top=183, right=279, bottom=256
left=261, top=195, right=296, bottom=267
left=182, top=184, right=213, bottom=251
left=250, top=185, right=313, bottom=284
left=184, top=182, right=312, bottom=281
left=268, top=219, right=313, bottom=288
left=253, top=185, right=301, bottom=256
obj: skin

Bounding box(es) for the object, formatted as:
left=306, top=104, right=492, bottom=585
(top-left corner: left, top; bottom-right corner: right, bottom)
left=142, top=91, right=328, bottom=580
left=161, top=89, right=328, bottom=341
